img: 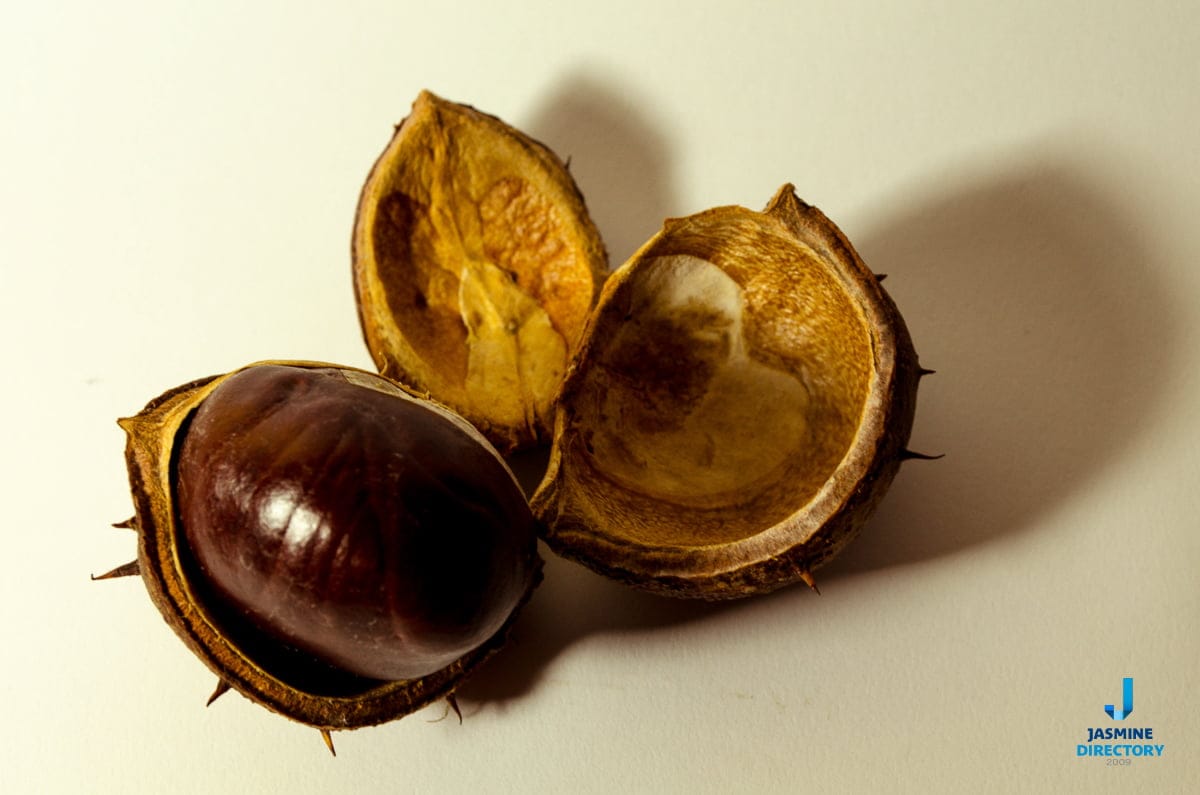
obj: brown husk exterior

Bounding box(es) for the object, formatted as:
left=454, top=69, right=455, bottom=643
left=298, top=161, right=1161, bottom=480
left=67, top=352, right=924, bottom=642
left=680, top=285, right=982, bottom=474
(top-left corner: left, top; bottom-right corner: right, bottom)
left=120, top=360, right=542, bottom=729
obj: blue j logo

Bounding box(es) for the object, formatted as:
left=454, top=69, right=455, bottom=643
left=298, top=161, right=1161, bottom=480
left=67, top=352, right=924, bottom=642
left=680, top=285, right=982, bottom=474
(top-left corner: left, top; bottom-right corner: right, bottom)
left=1105, top=677, right=1134, bottom=720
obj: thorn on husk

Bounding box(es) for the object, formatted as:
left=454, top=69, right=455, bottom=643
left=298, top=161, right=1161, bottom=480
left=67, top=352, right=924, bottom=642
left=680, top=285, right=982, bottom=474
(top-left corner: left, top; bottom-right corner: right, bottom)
left=320, top=729, right=336, bottom=756
left=112, top=517, right=137, bottom=530
left=900, top=449, right=944, bottom=461
left=798, top=570, right=821, bottom=595
left=91, top=560, right=140, bottom=580
left=917, top=367, right=936, bottom=377
left=447, top=693, right=463, bottom=724
left=874, top=273, right=888, bottom=282
left=206, top=679, right=232, bottom=707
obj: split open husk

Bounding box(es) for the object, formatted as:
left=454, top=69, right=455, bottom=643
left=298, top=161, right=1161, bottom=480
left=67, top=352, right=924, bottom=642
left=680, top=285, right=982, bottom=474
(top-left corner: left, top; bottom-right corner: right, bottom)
left=530, top=186, right=923, bottom=599
left=114, top=361, right=542, bottom=731
left=352, top=91, right=608, bottom=453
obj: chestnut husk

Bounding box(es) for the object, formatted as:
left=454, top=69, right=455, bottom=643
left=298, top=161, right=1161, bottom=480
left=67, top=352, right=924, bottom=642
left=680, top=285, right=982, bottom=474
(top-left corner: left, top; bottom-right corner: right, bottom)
left=531, top=186, right=929, bottom=599
left=352, top=90, right=609, bottom=454
left=108, top=361, right=542, bottom=733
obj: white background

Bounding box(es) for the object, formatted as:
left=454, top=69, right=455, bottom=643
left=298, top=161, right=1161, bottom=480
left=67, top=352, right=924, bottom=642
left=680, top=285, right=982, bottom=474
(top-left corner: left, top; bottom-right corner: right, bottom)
left=3, top=2, right=1197, bottom=792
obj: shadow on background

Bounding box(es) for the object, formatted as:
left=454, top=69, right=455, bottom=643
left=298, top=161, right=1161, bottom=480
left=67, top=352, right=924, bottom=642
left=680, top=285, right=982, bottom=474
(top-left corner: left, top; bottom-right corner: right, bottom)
left=522, top=70, right=679, bottom=270
left=825, top=149, right=1181, bottom=577
left=462, top=131, right=1182, bottom=708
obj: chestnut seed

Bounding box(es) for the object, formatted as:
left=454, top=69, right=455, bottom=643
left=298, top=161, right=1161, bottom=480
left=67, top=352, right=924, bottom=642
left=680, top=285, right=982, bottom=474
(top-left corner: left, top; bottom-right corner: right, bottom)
left=104, top=361, right=542, bottom=733
left=177, top=365, right=537, bottom=681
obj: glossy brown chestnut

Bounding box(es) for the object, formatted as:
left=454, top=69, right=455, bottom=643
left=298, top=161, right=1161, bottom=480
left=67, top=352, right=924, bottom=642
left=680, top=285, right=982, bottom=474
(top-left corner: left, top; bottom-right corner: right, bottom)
left=178, top=364, right=537, bottom=681
left=107, top=361, right=542, bottom=734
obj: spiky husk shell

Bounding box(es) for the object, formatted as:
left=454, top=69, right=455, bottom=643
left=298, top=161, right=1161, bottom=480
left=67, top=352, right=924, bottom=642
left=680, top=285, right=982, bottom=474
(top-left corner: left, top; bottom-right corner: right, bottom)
left=531, top=186, right=924, bottom=599
left=352, top=91, right=608, bottom=454
left=116, top=360, right=542, bottom=731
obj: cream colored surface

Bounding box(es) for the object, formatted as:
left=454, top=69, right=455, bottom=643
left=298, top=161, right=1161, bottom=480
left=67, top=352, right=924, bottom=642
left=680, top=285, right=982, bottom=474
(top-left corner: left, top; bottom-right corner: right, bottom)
left=3, top=2, right=1197, bottom=792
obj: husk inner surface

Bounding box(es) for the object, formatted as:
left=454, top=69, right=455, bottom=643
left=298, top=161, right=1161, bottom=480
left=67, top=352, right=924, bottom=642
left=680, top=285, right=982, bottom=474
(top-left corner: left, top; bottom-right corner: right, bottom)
left=357, top=93, right=599, bottom=443
left=563, top=214, right=873, bottom=547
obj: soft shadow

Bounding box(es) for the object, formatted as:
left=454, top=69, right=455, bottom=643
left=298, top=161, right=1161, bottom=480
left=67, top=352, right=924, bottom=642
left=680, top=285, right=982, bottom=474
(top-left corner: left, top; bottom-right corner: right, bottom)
left=825, top=147, right=1181, bottom=577
left=523, top=70, right=680, bottom=269
left=456, top=550, right=734, bottom=709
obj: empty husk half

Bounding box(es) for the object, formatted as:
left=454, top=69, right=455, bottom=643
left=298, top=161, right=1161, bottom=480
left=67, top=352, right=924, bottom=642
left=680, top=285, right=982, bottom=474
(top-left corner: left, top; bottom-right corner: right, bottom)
left=531, top=185, right=923, bottom=599
left=352, top=91, right=608, bottom=453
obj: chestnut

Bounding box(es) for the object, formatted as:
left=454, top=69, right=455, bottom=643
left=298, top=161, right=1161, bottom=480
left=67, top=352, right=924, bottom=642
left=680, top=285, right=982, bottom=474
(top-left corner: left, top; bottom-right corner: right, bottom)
left=99, top=361, right=541, bottom=749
